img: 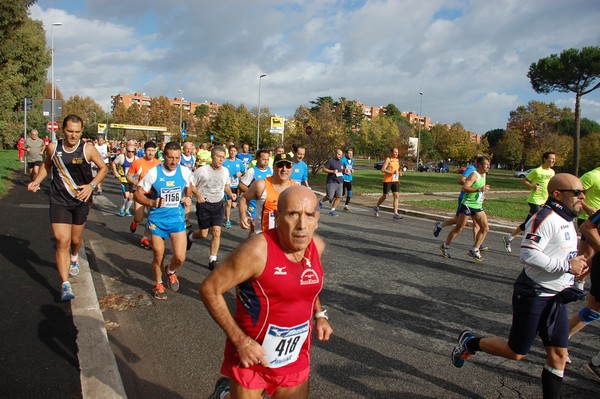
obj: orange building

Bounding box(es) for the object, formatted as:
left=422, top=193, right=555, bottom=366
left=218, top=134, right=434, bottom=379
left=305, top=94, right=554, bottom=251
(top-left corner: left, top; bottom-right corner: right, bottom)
left=111, top=92, right=219, bottom=121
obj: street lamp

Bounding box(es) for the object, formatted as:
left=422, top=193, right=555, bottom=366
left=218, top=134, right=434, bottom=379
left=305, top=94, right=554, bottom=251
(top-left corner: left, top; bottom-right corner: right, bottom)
left=50, top=22, right=62, bottom=142
left=416, top=92, right=423, bottom=169
left=178, top=89, right=183, bottom=137
left=256, top=74, right=267, bottom=150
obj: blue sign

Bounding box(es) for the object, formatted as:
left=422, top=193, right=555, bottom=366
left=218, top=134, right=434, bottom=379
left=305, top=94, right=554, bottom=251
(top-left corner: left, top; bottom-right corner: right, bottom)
left=181, top=129, right=187, bottom=139
left=210, top=135, right=214, bottom=141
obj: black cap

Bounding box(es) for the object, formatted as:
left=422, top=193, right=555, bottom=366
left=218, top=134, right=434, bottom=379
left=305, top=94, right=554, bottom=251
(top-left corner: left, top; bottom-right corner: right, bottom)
left=273, top=153, right=293, bottom=165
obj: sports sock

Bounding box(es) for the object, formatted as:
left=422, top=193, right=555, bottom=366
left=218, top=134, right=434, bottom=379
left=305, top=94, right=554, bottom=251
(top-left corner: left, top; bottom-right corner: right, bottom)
left=70, top=254, right=78, bottom=262
left=125, top=199, right=133, bottom=212
left=466, top=338, right=481, bottom=353
left=210, top=255, right=217, bottom=262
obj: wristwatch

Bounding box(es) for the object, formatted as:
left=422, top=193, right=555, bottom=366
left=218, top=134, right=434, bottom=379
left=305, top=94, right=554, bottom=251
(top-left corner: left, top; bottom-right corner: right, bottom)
left=314, top=310, right=329, bottom=320
left=90, top=182, right=97, bottom=190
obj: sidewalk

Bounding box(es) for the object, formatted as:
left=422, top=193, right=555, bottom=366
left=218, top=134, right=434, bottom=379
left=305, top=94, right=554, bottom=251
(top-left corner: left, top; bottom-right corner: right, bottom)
left=0, top=172, right=125, bottom=399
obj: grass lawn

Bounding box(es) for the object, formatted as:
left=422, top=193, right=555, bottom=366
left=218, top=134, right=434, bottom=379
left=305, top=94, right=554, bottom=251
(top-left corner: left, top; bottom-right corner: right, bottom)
left=310, top=169, right=527, bottom=194
left=0, top=150, right=22, bottom=198
left=407, top=197, right=529, bottom=222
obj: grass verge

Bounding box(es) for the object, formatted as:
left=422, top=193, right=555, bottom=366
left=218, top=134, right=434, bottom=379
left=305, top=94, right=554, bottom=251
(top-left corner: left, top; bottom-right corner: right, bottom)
left=0, top=150, right=22, bottom=198
left=310, top=169, right=527, bottom=194
left=405, top=196, right=529, bottom=222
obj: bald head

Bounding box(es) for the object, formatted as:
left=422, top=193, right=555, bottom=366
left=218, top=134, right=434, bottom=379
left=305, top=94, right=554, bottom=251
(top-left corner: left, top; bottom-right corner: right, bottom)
left=548, top=173, right=584, bottom=197
left=278, top=186, right=318, bottom=213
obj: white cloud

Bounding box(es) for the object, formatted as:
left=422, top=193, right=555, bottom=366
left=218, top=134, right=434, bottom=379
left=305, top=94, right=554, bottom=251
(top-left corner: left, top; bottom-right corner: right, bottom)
left=31, top=0, right=600, bottom=134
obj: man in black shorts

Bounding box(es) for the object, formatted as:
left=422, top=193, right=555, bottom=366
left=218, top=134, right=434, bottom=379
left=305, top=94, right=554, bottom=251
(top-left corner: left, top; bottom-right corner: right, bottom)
left=187, top=146, right=236, bottom=270
left=28, top=115, right=107, bottom=301
left=451, top=174, right=589, bottom=398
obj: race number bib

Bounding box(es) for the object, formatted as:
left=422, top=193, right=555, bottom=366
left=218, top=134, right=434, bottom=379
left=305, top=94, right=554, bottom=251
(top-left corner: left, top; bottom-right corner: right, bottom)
left=262, top=321, right=310, bottom=368
left=476, top=191, right=484, bottom=203
left=392, top=172, right=399, bottom=181
left=230, top=175, right=239, bottom=187
left=160, top=187, right=181, bottom=208
left=268, top=211, right=276, bottom=229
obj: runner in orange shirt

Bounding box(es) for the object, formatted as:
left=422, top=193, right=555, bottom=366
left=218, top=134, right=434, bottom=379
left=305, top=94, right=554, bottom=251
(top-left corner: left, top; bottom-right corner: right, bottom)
left=126, top=141, right=161, bottom=248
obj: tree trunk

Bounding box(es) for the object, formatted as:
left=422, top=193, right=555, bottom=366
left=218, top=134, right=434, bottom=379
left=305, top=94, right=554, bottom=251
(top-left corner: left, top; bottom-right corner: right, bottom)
left=574, top=93, right=581, bottom=176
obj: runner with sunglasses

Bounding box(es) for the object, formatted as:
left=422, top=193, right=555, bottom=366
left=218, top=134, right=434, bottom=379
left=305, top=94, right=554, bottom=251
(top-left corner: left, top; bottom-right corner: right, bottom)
left=238, top=153, right=296, bottom=234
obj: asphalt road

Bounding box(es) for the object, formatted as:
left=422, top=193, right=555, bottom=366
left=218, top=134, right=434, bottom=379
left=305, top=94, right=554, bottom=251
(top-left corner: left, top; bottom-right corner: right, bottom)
left=82, top=177, right=600, bottom=397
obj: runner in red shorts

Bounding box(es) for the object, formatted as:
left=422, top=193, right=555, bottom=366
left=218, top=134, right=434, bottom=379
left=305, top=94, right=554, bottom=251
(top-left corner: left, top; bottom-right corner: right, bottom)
left=201, top=186, right=333, bottom=398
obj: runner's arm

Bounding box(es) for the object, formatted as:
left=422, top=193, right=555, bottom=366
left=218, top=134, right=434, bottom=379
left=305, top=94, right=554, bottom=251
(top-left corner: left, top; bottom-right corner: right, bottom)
left=200, top=235, right=268, bottom=366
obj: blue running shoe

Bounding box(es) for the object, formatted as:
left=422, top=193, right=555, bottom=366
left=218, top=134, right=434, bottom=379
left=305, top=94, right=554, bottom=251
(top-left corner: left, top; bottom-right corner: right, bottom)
left=318, top=201, right=323, bottom=210
left=61, top=282, right=75, bottom=302
left=479, top=245, right=489, bottom=251
left=209, top=377, right=229, bottom=399
left=393, top=212, right=403, bottom=220
left=433, top=221, right=443, bottom=237
left=373, top=207, right=380, bottom=217
left=69, top=260, right=80, bottom=276
left=329, top=209, right=338, bottom=217
left=452, top=330, right=475, bottom=368
left=118, top=209, right=125, bottom=217
left=224, top=220, right=232, bottom=229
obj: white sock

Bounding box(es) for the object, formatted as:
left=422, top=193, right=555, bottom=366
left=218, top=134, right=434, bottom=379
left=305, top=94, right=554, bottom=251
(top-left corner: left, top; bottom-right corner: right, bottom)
left=210, top=255, right=217, bottom=262
left=70, top=254, right=78, bottom=262
left=543, top=364, right=564, bottom=378
left=126, top=200, right=134, bottom=212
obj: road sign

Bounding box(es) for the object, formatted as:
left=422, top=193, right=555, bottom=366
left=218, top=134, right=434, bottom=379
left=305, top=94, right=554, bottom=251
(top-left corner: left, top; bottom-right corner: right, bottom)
left=47, top=121, right=58, bottom=132
left=181, top=129, right=187, bottom=139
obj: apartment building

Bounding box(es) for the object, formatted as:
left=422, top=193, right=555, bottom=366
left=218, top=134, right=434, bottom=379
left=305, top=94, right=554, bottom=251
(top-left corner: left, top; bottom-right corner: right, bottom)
left=111, top=92, right=219, bottom=120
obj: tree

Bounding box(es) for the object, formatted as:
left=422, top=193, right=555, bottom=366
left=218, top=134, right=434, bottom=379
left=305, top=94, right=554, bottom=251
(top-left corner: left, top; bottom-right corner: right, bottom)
left=580, top=131, right=600, bottom=172
left=554, top=117, right=600, bottom=138
left=0, top=2, right=50, bottom=148
left=355, top=115, right=404, bottom=159
left=483, top=128, right=505, bottom=150
left=495, top=129, right=524, bottom=169
left=528, top=46, right=600, bottom=174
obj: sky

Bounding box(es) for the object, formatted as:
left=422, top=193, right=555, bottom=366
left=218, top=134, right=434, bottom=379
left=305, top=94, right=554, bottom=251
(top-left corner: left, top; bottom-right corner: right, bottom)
left=32, top=0, right=600, bottom=135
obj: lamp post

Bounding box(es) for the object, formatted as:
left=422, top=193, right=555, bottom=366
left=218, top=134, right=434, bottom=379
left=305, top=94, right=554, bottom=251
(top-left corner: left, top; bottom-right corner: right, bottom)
left=416, top=92, right=423, bottom=169
left=256, top=74, right=267, bottom=150
left=50, top=22, right=62, bottom=142
left=178, top=89, right=183, bottom=136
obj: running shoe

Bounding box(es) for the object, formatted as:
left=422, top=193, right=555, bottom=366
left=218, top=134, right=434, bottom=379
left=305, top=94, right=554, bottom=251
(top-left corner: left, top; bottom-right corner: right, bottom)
left=208, top=260, right=217, bottom=270
left=129, top=220, right=138, bottom=233
left=69, top=260, right=80, bottom=276
left=153, top=283, right=167, bottom=300
left=186, top=230, right=193, bottom=251
left=318, top=201, right=323, bottom=210
left=343, top=205, right=352, bottom=212
left=166, top=269, right=179, bottom=292
left=124, top=211, right=132, bottom=217
left=61, top=282, right=75, bottom=302
left=209, top=377, right=229, bottom=399
left=468, top=248, right=483, bottom=262
left=440, top=244, right=451, bottom=259
left=433, top=221, right=443, bottom=237
left=373, top=207, right=380, bottom=217
left=118, top=209, right=125, bottom=217
left=452, top=329, right=475, bottom=368
left=224, top=220, right=232, bottom=229
left=330, top=209, right=338, bottom=217
left=479, top=245, right=489, bottom=251
left=393, top=212, right=403, bottom=220
left=140, top=237, right=151, bottom=249
left=502, top=235, right=512, bottom=253
left=587, top=361, right=600, bottom=381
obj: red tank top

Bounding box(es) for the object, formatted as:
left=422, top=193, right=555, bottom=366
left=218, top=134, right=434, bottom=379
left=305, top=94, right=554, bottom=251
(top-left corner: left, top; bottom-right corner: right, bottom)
left=221, top=229, right=323, bottom=376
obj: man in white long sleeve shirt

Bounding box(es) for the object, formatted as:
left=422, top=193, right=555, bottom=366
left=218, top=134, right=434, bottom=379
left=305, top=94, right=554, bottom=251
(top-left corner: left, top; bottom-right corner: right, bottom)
left=450, top=173, right=588, bottom=399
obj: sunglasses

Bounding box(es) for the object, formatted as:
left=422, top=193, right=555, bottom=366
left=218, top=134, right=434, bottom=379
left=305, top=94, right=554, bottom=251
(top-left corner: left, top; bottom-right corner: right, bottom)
left=127, top=150, right=136, bottom=153
left=275, top=162, right=293, bottom=169
left=557, top=189, right=585, bottom=196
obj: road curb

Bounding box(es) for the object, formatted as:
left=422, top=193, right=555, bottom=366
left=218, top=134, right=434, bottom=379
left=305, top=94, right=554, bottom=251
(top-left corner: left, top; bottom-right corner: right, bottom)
left=72, top=244, right=127, bottom=398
